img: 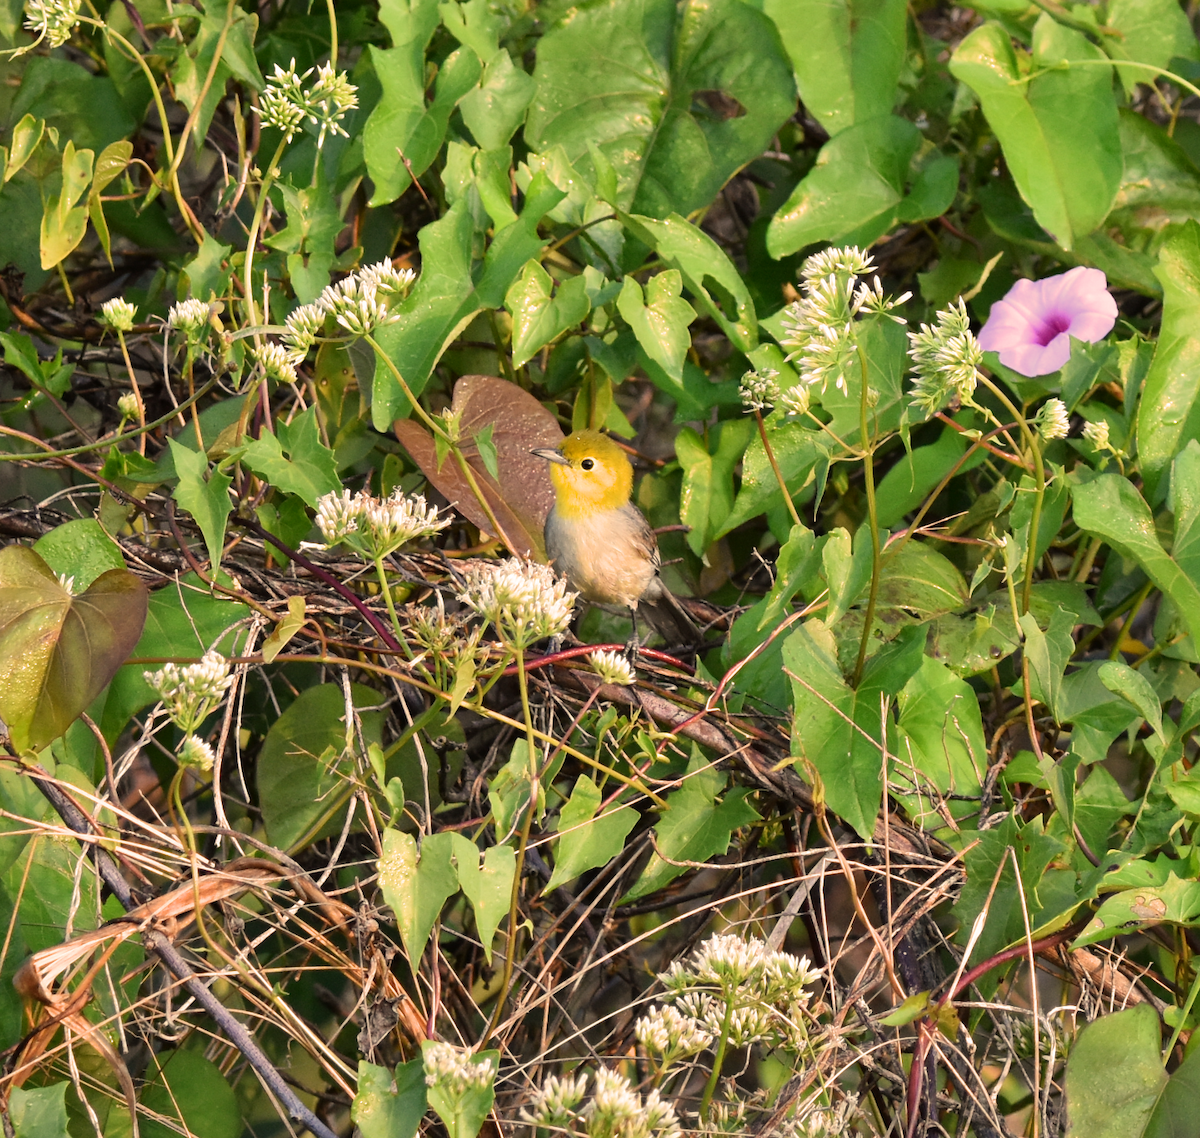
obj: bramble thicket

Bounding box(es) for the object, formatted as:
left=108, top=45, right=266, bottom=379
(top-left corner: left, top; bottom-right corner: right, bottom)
left=3, top=1, right=1200, bottom=1136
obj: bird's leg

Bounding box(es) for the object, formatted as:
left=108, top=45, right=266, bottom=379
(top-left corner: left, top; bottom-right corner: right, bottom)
left=624, top=605, right=641, bottom=663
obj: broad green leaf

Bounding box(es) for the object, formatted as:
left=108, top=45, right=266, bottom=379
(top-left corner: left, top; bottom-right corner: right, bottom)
left=951, top=814, right=1065, bottom=966
left=892, top=658, right=987, bottom=829
left=459, top=49, right=536, bottom=149
left=1063, top=1004, right=1200, bottom=1138
left=621, top=212, right=757, bottom=351
left=261, top=595, right=305, bottom=664
left=877, top=541, right=968, bottom=620
left=373, top=175, right=564, bottom=429
left=98, top=574, right=248, bottom=741
left=33, top=518, right=124, bottom=591
left=9, top=1083, right=68, bottom=1138
left=525, top=0, right=796, bottom=218
left=0, top=546, right=147, bottom=752
left=1137, top=221, right=1200, bottom=503
left=473, top=171, right=567, bottom=306
left=622, top=749, right=760, bottom=902
left=456, top=841, right=514, bottom=962
left=1085, top=112, right=1200, bottom=302
left=874, top=426, right=973, bottom=529
left=1172, top=440, right=1200, bottom=588
left=39, top=139, right=93, bottom=270
left=616, top=272, right=695, bottom=385
left=950, top=16, right=1120, bottom=250
left=1106, top=0, right=1199, bottom=97
left=766, top=116, right=958, bottom=257
left=369, top=201, right=476, bottom=428
left=1098, top=660, right=1165, bottom=741
left=258, top=683, right=386, bottom=851
left=365, top=42, right=481, bottom=206
left=439, top=0, right=504, bottom=60
left=763, top=0, right=907, bottom=137
left=423, top=1043, right=498, bottom=1138
left=546, top=775, right=638, bottom=892
left=822, top=527, right=870, bottom=626
left=718, top=419, right=826, bottom=536
left=1019, top=606, right=1075, bottom=720
left=86, top=139, right=132, bottom=267
left=3, top=114, right=43, bottom=184
left=171, top=0, right=263, bottom=148
left=1064, top=1005, right=1163, bottom=1138
left=380, top=829, right=462, bottom=962
left=180, top=232, right=234, bottom=305
left=1074, top=873, right=1200, bottom=948
left=352, top=1060, right=426, bottom=1138
left=169, top=439, right=233, bottom=571
left=241, top=408, right=340, bottom=508
left=785, top=621, right=925, bottom=838
left=1071, top=469, right=1200, bottom=642
left=676, top=419, right=756, bottom=556
left=139, top=1049, right=240, bottom=1138
left=264, top=173, right=343, bottom=304
left=505, top=259, right=590, bottom=368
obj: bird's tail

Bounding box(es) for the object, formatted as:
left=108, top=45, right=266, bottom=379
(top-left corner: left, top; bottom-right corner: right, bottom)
left=637, top=578, right=700, bottom=647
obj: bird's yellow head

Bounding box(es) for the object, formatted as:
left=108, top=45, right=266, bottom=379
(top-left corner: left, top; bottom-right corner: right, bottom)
left=532, top=429, right=633, bottom=518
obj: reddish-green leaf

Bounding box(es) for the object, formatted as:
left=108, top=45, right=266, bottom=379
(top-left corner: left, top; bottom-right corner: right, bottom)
left=0, top=545, right=147, bottom=751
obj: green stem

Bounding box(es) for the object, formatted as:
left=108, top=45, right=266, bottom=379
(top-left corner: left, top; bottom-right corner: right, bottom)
left=699, top=994, right=735, bottom=1120
left=483, top=646, right=538, bottom=1044
left=242, top=138, right=289, bottom=329
left=974, top=373, right=1045, bottom=615
left=373, top=554, right=406, bottom=648
left=325, top=0, right=338, bottom=62
left=852, top=342, right=882, bottom=688
left=754, top=408, right=801, bottom=528
left=114, top=329, right=147, bottom=455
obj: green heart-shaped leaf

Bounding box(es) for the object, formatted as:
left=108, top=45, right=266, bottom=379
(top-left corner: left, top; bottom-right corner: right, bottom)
left=0, top=545, right=148, bottom=751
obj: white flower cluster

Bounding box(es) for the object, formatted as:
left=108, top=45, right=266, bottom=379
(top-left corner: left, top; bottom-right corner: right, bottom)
left=1036, top=397, right=1070, bottom=442
left=655, top=932, right=822, bottom=1054
left=588, top=649, right=636, bottom=686
left=252, top=341, right=298, bottom=385
left=167, top=298, right=213, bottom=342
left=459, top=558, right=576, bottom=650
left=178, top=734, right=216, bottom=773
left=422, top=1042, right=496, bottom=1095
left=521, top=1069, right=681, bottom=1138
left=277, top=261, right=417, bottom=366
left=314, top=488, right=448, bottom=560
left=739, top=367, right=779, bottom=412
left=316, top=274, right=396, bottom=338
left=280, top=302, right=326, bottom=364
left=907, top=298, right=983, bottom=416
left=779, top=246, right=909, bottom=398
left=24, top=0, right=80, bottom=47
left=100, top=297, right=137, bottom=334
left=260, top=60, right=358, bottom=149
left=777, top=383, right=811, bottom=418
left=634, top=1003, right=712, bottom=1067
left=117, top=392, right=139, bottom=420
left=1082, top=419, right=1109, bottom=450
left=144, top=650, right=234, bottom=734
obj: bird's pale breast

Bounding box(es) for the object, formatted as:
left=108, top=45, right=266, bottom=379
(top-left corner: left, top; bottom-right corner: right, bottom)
left=544, top=504, right=658, bottom=608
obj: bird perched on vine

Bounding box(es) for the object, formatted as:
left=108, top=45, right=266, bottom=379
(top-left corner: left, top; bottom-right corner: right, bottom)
left=532, top=429, right=698, bottom=650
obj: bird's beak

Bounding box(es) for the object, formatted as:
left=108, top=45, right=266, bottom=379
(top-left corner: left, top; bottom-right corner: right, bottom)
left=531, top=447, right=569, bottom=465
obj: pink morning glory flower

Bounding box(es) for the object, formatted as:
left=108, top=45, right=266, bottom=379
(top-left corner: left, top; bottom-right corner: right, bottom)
left=978, top=266, right=1117, bottom=377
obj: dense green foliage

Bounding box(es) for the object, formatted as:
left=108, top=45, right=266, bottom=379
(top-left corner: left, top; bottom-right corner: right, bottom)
left=5, top=0, right=1200, bottom=1135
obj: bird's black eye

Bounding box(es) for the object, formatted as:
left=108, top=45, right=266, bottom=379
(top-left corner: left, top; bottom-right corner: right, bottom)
left=580, top=458, right=595, bottom=471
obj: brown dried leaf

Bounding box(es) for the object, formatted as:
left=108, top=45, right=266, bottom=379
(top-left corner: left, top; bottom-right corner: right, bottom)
left=394, top=374, right=563, bottom=558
